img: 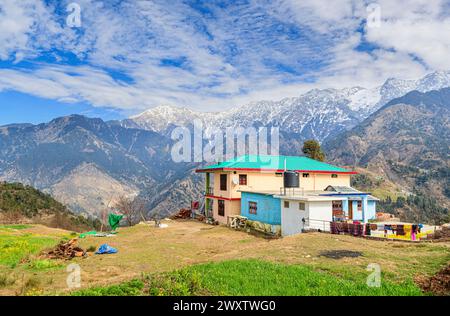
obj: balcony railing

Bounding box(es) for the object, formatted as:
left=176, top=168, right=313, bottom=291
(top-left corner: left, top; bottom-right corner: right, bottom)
left=205, top=186, right=214, bottom=195
left=279, top=187, right=305, bottom=196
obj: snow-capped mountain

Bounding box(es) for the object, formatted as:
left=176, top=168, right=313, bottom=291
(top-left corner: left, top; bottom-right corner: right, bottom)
left=125, top=71, right=450, bottom=143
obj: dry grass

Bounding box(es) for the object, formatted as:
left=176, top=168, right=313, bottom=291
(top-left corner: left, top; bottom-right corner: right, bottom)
left=0, top=220, right=449, bottom=295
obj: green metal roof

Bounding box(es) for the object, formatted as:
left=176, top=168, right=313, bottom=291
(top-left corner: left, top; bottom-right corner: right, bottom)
left=196, top=155, right=356, bottom=174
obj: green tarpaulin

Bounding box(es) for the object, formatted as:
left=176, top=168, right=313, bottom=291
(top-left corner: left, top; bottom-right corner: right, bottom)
left=79, top=230, right=97, bottom=238
left=79, top=214, right=123, bottom=238
left=108, top=213, right=123, bottom=231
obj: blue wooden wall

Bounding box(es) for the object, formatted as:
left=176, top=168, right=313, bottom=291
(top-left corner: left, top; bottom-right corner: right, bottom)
left=351, top=200, right=377, bottom=221
left=241, top=192, right=281, bottom=225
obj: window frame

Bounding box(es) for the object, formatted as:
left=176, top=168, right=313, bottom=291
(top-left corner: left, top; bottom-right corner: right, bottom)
left=332, top=200, right=344, bottom=217
left=220, top=174, right=227, bottom=191
left=284, top=201, right=290, bottom=208
left=218, top=200, right=225, bottom=216
left=239, top=174, right=247, bottom=185
left=357, top=200, right=362, bottom=211
left=299, top=202, right=306, bottom=211
left=249, top=201, right=257, bottom=214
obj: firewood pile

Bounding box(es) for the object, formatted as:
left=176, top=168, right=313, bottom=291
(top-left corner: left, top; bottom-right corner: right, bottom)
left=42, top=238, right=87, bottom=260
left=170, top=208, right=192, bottom=219
left=429, top=226, right=450, bottom=242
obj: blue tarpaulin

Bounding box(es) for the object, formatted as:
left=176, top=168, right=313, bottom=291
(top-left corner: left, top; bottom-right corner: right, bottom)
left=95, top=243, right=118, bottom=255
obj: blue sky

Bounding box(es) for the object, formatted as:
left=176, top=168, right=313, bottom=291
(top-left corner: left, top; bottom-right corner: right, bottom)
left=0, top=0, right=449, bottom=125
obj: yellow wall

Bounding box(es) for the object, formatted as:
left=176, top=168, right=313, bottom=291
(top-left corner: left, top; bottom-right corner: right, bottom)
left=207, top=170, right=350, bottom=224
left=212, top=171, right=350, bottom=198
left=307, top=173, right=350, bottom=190
left=212, top=199, right=241, bottom=224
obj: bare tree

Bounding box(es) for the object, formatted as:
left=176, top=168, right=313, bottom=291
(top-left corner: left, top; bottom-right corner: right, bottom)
left=115, top=196, right=145, bottom=226
left=100, top=195, right=114, bottom=232
left=147, top=207, right=164, bottom=227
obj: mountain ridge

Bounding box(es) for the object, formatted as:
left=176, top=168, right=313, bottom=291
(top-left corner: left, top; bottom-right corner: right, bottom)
left=324, top=88, right=450, bottom=223
left=1, top=71, right=449, bottom=223
left=124, top=71, right=450, bottom=144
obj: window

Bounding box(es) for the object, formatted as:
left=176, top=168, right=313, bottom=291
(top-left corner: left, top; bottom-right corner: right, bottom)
left=249, top=201, right=257, bottom=214
left=239, top=174, right=247, bottom=185
left=220, top=174, right=227, bottom=191
left=284, top=201, right=290, bottom=208
left=357, top=201, right=362, bottom=211
left=332, top=200, right=344, bottom=217
left=275, top=172, right=283, bottom=177
left=299, top=202, right=305, bottom=211
left=302, top=173, right=310, bottom=178
left=331, top=174, right=338, bottom=178
left=218, top=200, right=225, bottom=216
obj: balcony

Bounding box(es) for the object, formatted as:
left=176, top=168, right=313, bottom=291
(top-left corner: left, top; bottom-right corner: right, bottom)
left=205, top=186, right=214, bottom=196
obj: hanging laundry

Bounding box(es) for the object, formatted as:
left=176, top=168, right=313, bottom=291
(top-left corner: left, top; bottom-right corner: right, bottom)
left=365, top=223, right=371, bottom=236
left=396, top=224, right=405, bottom=236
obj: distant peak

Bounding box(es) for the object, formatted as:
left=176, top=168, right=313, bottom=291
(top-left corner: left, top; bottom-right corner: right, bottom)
left=130, top=105, right=194, bottom=119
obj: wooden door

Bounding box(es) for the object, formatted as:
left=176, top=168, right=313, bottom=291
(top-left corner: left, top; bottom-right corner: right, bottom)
left=348, top=201, right=353, bottom=220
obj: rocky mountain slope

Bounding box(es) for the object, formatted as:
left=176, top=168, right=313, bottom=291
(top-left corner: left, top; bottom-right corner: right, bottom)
left=325, top=88, right=450, bottom=223
left=0, top=115, right=200, bottom=218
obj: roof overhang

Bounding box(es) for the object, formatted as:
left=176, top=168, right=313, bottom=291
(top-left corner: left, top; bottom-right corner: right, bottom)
left=195, top=167, right=357, bottom=175
left=274, top=195, right=347, bottom=202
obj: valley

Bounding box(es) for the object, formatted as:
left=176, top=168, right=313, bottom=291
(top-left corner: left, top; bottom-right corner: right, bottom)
left=0, top=72, right=449, bottom=224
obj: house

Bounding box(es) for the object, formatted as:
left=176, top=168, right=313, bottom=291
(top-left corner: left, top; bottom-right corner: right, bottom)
left=196, top=155, right=378, bottom=236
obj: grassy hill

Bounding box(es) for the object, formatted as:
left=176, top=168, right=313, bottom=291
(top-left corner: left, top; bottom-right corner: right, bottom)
left=0, top=182, right=100, bottom=232
left=0, top=220, right=448, bottom=296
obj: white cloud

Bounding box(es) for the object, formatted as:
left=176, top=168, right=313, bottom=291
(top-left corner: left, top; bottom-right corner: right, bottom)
left=0, top=0, right=37, bottom=60
left=0, top=0, right=448, bottom=113
left=365, top=0, right=450, bottom=69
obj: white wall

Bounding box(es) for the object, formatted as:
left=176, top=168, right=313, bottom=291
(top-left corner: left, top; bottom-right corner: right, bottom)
left=306, top=201, right=333, bottom=232
left=281, top=200, right=308, bottom=236
left=281, top=199, right=334, bottom=235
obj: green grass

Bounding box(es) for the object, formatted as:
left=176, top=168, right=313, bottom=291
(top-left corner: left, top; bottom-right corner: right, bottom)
left=71, top=280, right=145, bottom=296
left=0, top=235, right=58, bottom=268
left=27, top=259, right=64, bottom=271
left=0, top=224, right=32, bottom=230
left=189, top=260, right=422, bottom=296
left=72, top=259, right=423, bottom=296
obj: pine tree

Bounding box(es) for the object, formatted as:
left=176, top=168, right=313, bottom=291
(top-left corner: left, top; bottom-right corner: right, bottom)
left=302, top=139, right=325, bottom=162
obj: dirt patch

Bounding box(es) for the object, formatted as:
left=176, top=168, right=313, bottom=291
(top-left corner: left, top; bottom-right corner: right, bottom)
left=415, top=264, right=450, bottom=296
left=319, top=250, right=363, bottom=259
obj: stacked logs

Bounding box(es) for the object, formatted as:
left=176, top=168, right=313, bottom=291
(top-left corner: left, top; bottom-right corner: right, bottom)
left=43, top=238, right=86, bottom=260
left=170, top=208, right=192, bottom=219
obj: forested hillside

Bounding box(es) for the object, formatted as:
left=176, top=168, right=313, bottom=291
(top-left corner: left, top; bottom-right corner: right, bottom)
left=0, top=182, right=100, bottom=231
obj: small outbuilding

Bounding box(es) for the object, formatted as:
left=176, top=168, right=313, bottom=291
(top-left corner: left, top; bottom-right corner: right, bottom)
left=239, top=186, right=378, bottom=237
